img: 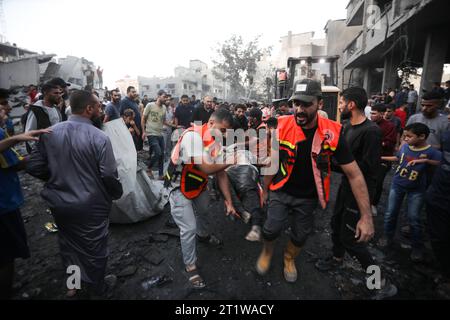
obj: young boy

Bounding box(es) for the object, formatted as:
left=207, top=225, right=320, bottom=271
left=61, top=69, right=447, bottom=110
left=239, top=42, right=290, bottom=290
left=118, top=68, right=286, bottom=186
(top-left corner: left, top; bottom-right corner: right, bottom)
left=379, top=123, right=441, bottom=261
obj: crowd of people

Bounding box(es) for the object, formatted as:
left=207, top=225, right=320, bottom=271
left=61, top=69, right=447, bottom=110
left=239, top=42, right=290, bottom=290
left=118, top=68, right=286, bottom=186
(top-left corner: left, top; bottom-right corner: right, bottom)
left=0, top=76, right=449, bottom=300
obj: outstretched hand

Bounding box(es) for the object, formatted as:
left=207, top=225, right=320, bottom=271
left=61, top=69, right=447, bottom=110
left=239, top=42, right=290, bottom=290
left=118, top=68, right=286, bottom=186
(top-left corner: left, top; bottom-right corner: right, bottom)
left=15, top=129, right=52, bottom=142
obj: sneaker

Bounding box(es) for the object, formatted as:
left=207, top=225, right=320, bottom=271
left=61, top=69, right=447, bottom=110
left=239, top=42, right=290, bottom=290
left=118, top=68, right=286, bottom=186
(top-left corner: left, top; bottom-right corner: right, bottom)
left=371, top=205, right=378, bottom=216
left=372, top=278, right=398, bottom=300
left=241, top=211, right=252, bottom=224
left=377, top=236, right=393, bottom=248
left=410, top=247, right=425, bottom=262
left=315, top=256, right=343, bottom=272
left=245, top=225, right=262, bottom=242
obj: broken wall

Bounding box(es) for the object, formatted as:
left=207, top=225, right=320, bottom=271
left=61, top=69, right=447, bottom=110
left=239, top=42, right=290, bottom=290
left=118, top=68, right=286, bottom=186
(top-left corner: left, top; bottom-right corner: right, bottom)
left=0, top=58, right=40, bottom=89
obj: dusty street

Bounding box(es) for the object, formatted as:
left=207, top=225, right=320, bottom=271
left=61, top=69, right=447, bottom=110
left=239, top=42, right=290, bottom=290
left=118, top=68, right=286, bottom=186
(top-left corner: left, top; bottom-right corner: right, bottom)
left=10, top=148, right=449, bottom=300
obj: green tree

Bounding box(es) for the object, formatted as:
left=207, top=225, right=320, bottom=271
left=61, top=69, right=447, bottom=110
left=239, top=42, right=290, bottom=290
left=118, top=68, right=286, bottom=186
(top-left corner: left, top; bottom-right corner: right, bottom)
left=213, top=35, right=272, bottom=101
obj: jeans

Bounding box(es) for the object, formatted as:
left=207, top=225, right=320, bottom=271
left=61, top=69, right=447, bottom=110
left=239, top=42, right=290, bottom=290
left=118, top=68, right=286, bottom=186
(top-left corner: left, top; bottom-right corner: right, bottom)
left=384, top=184, right=425, bottom=248
left=147, top=135, right=164, bottom=177
left=162, top=127, right=173, bottom=161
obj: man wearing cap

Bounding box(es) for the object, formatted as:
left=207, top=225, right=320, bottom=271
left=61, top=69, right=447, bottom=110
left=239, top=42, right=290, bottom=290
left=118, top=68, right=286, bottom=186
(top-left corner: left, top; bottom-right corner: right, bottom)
left=256, top=79, right=374, bottom=284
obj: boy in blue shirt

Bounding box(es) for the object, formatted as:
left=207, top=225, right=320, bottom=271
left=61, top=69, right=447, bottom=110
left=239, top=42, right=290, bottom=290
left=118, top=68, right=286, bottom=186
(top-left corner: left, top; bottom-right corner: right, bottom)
left=379, top=123, right=441, bottom=262
left=0, top=93, right=49, bottom=298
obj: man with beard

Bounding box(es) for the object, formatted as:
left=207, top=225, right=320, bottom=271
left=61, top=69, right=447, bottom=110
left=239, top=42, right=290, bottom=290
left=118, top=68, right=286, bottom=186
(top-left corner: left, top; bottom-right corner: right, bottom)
left=103, top=89, right=121, bottom=123
left=315, top=87, right=396, bottom=298
left=48, top=77, right=71, bottom=122
left=256, top=80, right=374, bottom=285
left=175, top=95, right=195, bottom=129
left=407, top=91, right=449, bottom=150
left=233, top=104, right=248, bottom=130
left=25, top=82, right=62, bottom=132
left=26, top=90, right=123, bottom=298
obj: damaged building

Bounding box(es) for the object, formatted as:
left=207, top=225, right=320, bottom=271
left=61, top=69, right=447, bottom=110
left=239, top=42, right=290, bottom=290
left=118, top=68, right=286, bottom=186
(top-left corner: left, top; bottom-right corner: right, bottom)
left=0, top=42, right=55, bottom=89
left=342, top=0, right=450, bottom=101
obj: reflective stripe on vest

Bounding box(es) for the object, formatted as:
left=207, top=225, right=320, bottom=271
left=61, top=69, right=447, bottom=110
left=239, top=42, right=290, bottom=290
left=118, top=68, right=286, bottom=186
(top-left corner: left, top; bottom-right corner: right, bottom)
left=269, top=115, right=342, bottom=209
left=170, top=124, right=216, bottom=199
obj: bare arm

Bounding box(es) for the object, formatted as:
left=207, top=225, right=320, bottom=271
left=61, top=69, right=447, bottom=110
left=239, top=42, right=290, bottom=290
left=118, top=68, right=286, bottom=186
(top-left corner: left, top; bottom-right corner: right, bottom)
left=141, top=115, right=148, bottom=140
left=340, top=160, right=374, bottom=242
left=0, top=129, right=51, bottom=152
left=216, top=170, right=238, bottom=217
left=381, top=156, right=399, bottom=162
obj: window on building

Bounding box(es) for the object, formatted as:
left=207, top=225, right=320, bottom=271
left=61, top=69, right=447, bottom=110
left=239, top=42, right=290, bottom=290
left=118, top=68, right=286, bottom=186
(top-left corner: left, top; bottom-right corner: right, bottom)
left=156, top=84, right=160, bottom=89
left=167, top=83, right=175, bottom=89
left=183, top=83, right=187, bottom=89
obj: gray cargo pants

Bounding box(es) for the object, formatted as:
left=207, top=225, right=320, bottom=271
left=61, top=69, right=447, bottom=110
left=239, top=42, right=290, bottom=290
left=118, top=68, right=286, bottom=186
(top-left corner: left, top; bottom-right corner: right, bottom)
left=169, top=187, right=210, bottom=266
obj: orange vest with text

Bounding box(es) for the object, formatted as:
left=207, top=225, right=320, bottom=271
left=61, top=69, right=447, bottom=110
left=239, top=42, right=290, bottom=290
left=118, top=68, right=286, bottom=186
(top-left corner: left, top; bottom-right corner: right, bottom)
left=270, top=115, right=342, bottom=209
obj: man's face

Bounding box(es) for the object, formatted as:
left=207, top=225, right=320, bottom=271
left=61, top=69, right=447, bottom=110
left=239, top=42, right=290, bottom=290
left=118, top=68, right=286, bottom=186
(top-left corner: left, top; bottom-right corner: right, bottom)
left=235, top=108, right=245, bottom=118
left=370, top=110, right=383, bottom=123
left=128, top=89, right=137, bottom=99
left=181, top=97, right=189, bottom=105
left=293, top=98, right=319, bottom=127
left=204, top=97, right=213, bottom=110
left=209, top=118, right=232, bottom=140
left=384, top=108, right=394, bottom=120
left=112, top=92, right=121, bottom=103
left=421, top=100, right=439, bottom=118
left=47, top=88, right=63, bottom=105
left=279, top=104, right=289, bottom=113
left=158, top=94, right=168, bottom=105
left=338, top=96, right=351, bottom=121
left=88, top=95, right=103, bottom=128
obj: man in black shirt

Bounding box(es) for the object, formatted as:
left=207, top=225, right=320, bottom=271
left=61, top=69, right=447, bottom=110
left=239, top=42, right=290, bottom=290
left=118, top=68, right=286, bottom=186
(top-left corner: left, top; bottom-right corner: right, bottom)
left=233, top=104, right=248, bottom=130
left=174, top=95, right=195, bottom=129
left=192, top=96, right=213, bottom=125
left=256, top=79, right=375, bottom=284
left=315, top=87, right=396, bottom=298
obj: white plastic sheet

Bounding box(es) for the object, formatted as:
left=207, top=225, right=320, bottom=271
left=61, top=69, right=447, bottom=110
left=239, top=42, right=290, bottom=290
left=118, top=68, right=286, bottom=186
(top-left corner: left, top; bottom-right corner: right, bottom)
left=103, top=118, right=168, bottom=224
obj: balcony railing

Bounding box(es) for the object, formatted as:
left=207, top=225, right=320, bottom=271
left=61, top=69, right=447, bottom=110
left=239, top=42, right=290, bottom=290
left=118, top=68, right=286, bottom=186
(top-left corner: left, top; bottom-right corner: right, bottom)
left=346, top=0, right=365, bottom=25
left=343, top=31, right=364, bottom=66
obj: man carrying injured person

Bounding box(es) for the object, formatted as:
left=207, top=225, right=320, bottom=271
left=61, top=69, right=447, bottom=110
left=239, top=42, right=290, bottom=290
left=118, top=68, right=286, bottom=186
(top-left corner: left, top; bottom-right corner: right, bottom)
left=164, top=108, right=238, bottom=289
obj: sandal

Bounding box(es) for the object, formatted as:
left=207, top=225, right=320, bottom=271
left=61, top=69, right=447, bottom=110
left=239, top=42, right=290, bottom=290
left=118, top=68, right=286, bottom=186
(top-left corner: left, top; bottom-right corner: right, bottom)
left=185, top=268, right=206, bottom=289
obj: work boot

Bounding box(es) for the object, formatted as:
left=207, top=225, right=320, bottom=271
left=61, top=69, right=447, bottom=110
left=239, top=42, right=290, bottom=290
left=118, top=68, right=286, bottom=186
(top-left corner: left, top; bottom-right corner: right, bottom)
left=256, top=240, right=274, bottom=275
left=283, top=240, right=302, bottom=283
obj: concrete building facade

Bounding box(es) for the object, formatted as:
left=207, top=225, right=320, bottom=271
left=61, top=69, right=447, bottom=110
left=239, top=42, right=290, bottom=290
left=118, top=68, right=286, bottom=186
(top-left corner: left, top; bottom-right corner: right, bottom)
left=137, top=60, right=228, bottom=100
left=342, top=0, right=450, bottom=98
